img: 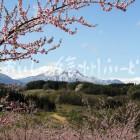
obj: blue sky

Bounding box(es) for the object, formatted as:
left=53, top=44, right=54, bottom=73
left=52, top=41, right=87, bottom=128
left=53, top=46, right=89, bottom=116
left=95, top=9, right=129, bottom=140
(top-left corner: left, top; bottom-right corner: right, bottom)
left=1, top=0, right=140, bottom=80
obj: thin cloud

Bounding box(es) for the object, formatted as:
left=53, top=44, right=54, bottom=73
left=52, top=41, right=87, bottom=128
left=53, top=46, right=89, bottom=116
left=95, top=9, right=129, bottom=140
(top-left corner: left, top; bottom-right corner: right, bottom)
left=81, top=43, right=97, bottom=53
left=136, top=21, right=140, bottom=26
left=119, top=77, right=140, bottom=84
left=0, top=64, right=63, bottom=79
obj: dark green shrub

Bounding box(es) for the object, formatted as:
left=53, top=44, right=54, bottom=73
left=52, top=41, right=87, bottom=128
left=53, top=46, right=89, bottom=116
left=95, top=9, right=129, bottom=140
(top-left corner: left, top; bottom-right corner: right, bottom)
left=86, top=95, right=102, bottom=107
left=102, top=96, right=127, bottom=109
left=0, top=87, right=8, bottom=98
left=26, top=80, right=46, bottom=90
left=24, top=93, right=56, bottom=111
left=128, top=85, right=140, bottom=101
left=77, top=82, right=103, bottom=95
left=128, top=90, right=140, bottom=100
left=7, top=91, right=26, bottom=102
left=67, top=82, right=80, bottom=90
left=58, top=92, right=83, bottom=106
left=43, top=81, right=67, bottom=90
left=80, top=83, right=129, bottom=96
left=36, top=96, right=56, bottom=111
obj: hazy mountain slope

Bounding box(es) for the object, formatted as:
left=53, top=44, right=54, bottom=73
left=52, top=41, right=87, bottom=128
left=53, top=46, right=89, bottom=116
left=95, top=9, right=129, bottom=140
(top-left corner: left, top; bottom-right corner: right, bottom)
left=0, top=73, right=19, bottom=84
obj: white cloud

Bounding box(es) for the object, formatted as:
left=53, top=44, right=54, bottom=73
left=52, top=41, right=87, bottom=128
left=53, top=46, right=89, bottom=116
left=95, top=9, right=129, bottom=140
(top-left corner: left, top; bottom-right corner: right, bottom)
left=1, top=64, right=140, bottom=84
left=0, top=63, right=63, bottom=79
left=120, top=77, right=140, bottom=84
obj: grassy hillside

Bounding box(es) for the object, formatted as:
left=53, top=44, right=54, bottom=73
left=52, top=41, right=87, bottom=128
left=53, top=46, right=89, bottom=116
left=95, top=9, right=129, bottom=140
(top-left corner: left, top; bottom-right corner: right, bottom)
left=0, top=81, right=140, bottom=139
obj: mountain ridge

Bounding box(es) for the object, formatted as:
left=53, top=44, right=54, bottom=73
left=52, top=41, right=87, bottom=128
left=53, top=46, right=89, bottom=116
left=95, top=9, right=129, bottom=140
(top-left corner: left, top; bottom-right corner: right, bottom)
left=17, top=70, right=123, bottom=85
left=0, top=73, right=19, bottom=84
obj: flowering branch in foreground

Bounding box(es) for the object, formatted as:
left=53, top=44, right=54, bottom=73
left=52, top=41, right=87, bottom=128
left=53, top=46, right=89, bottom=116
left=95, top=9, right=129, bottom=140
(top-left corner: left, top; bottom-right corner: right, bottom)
left=0, top=0, right=135, bottom=62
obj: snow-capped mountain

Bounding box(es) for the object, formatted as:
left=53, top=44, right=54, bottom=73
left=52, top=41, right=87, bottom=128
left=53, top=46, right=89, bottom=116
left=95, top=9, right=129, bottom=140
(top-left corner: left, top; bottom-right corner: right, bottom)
left=0, top=73, right=19, bottom=84
left=19, top=70, right=86, bottom=83
left=18, top=70, right=123, bottom=85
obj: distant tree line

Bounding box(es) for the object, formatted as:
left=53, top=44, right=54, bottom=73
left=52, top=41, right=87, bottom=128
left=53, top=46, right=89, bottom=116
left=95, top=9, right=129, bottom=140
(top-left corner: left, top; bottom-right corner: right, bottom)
left=25, top=80, right=135, bottom=97
left=0, top=80, right=140, bottom=111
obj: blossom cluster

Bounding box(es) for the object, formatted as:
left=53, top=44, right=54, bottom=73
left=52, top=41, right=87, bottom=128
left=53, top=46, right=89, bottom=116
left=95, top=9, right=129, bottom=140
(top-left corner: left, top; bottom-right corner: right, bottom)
left=0, top=0, right=135, bottom=62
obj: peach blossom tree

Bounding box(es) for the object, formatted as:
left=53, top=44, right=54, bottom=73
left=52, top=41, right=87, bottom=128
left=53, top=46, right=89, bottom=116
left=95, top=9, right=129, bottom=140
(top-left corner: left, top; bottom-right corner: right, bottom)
left=0, top=0, right=135, bottom=62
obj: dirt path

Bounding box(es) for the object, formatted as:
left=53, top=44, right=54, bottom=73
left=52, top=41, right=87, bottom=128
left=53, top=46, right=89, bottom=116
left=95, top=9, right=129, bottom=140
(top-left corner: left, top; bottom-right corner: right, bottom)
left=51, top=113, right=68, bottom=124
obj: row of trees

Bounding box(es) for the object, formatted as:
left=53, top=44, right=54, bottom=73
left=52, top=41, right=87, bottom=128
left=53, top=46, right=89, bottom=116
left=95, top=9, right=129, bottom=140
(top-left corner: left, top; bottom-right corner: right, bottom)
left=26, top=80, right=68, bottom=90
left=26, top=80, right=135, bottom=97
